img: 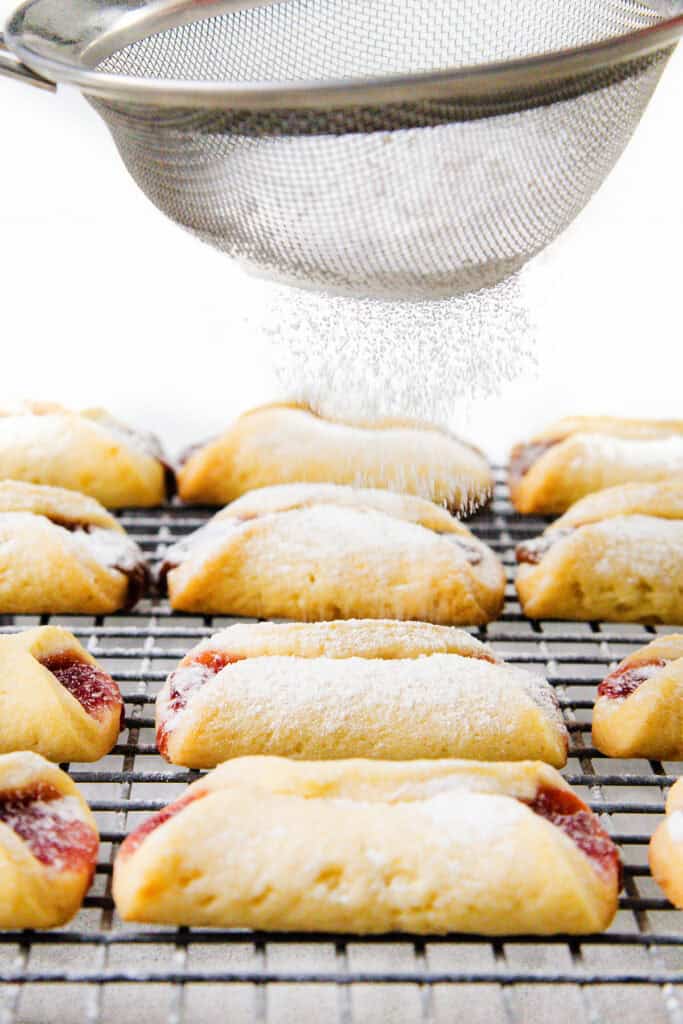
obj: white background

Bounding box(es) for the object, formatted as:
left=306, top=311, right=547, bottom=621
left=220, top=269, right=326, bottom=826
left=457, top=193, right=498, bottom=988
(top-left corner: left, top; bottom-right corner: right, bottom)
left=1, top=7, right=682, bottom=462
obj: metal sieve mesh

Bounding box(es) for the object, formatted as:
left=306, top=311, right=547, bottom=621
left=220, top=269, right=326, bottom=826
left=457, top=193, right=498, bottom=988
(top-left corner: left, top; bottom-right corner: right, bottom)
left=4, top=0, right=683, bottom=294
left=97, top=0, right=663, bottom=82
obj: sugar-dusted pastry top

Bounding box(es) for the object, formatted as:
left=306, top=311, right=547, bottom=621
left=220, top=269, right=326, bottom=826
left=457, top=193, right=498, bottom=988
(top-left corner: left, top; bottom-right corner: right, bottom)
left=158, top=619, right=498, bottom=747
left=173, top=619, right=497, bottom=663
left=0, top=480, right=149, bottom=611
left=156, top=621, right=567, bottom=768
left=113, top=757, right=620, bottom=935
left=161, top=483, right=505, bottom=624
left=120, top=757, right=619, bottom=882
left=516, top=481, right=683, bottom=568
left=0, top=626, right=123, bottom=762
left=176, top=403, right=492, bottom=513
left=164, top=482, right=494, bottom=574
left=0, top=751, right=99, bottom=928
left=515, top=482, right=683, bottom=624
left=0, top=401, right=171, bottom=506
left=509, top=416, right=683, bottom=515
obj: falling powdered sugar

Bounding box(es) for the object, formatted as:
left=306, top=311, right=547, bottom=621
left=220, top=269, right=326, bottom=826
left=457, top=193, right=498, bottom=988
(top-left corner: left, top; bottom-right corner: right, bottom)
left=248, top=274, right=536, bottom=432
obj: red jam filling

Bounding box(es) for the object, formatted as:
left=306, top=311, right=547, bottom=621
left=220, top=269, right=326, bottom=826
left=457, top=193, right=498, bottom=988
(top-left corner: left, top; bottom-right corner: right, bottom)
left=516, top=529, right=573, bottom=566
left=0, top=783, right=98, bottom=875
left=41, top=652, right=122, bottom=721
left=156, top=650, right=245, bottom=758
left=524, top=785, right=621, bottom=883
left=509, top=440, right=560, bottom=485
left=118, top=790, right=206, bottom=860
left=598, top=659, right=668, bottom=701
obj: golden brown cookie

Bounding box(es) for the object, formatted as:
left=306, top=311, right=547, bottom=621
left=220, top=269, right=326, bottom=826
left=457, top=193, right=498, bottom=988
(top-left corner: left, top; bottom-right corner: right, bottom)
left=650, top=778, right=683, bottom=910
left=0, top=481, right=149, bottom=613
left=0, top=627, right=123, bottom=762
left=0, top=752, right=98, bottom=928
left=515, top=482, right=683, bottom=622
left=163, top=483, right=505, bottom=623
left=156, top=620, right=567, bottom=768
left=593, top=635, right=683, bottom=760
left=177, top=403, right=492, bottom=513
left=509, top=416, right=683, bottom=515
left=113, top=757, right=620, bottom=935
left=0, top=401, right=170, bottom=506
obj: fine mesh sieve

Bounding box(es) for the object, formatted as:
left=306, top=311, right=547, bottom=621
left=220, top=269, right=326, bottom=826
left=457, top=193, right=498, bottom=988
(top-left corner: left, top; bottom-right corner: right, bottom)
left=3, top=0, right=683, bottom=298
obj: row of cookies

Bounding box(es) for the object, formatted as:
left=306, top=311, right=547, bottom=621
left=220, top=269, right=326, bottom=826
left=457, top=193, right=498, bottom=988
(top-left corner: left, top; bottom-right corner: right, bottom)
left=3, top=618, right=683, bottom=933
left=4, top=401, right=683, bottom=514
left=8, top=621, right=682, bottom=768
left=0, top=401, right=491, bottom=511
left=1, top=405, right=681, bottom=933
left=4, top=473, right=683, bottom=627
left=5, top=749, right=677, bottom=935
left=0, top=624, right=621, bottom=935
left=0, top=749, right=626, bottom=934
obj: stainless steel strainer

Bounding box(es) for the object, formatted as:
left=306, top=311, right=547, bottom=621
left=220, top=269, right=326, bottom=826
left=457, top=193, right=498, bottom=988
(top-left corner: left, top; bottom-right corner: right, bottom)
left=3, top=0, right=683, bottom=298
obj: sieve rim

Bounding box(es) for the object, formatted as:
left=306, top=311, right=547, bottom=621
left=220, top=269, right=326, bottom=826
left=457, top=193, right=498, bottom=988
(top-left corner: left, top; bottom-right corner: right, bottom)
left=5, top=0, right=683, bottom=110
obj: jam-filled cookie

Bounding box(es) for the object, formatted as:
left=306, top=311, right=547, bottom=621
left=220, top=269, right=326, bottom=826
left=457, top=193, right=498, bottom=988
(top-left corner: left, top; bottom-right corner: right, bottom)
left=113, top=757, right=620, bottom=934
left=509, top=416, right=683, bottom=515
left=593, top=635, right=683, bottom=760
left=0, top=751, right=99, bottom=928
left=162, top=483, right=505, bottom=623
left=0, top=627, right=123, bottom=763
left=156, top=620, right=567, bottom=768
left=515, top=481, right=683, bottom=623
left=0, top=401, right=171, bottom=506
left=0, top=481, right=149, bottom=613
left=650, top=778, right=683, bottom=909
left=177, top=403, right=492, bottom=514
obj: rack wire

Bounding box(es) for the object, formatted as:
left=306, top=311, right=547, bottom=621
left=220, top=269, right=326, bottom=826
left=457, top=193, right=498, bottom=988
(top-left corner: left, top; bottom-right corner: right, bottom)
left=0, top=468, right=682, bottom=1024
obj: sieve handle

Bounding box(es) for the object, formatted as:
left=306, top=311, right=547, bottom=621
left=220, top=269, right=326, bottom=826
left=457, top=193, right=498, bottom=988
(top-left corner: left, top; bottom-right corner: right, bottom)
left=0, top=33, right=55, bottom=91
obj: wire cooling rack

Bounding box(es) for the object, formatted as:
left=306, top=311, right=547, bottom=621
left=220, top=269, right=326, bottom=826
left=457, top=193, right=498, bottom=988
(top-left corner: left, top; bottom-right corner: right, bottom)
left=0, top=468, right=682, bottom=1024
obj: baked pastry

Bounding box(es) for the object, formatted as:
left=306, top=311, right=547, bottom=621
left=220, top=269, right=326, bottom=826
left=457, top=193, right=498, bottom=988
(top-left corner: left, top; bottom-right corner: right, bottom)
left=593, top=635, right=683, bottom=760
left=0, top=400, right=171, bottom=506
left=176, top=403, right=492, bottom=513
left=0, top=627, right=123, bottom=762
left=113, top=757, right=620, bottom=934
left=650, top=778, right=683, bottom=909
left=156, top=620, right=567, bottom=768
left=0, top=481, right=149, bottom=613
left=515, top=481, right=683, bottom=623
left=162, top=483, right=505, bottom=623
left=509, top=416, right=683, bottom=515
left=0, top=751, right=98, bottom=928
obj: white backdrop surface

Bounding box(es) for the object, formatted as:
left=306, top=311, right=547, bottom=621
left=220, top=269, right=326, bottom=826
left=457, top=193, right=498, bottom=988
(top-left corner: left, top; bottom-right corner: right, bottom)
left=1, top=5, right=682, bottom=461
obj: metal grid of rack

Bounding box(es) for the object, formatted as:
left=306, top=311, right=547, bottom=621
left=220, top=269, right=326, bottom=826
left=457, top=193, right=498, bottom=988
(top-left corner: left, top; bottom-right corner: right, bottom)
left=0, top=468, right=682, bottom=1024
